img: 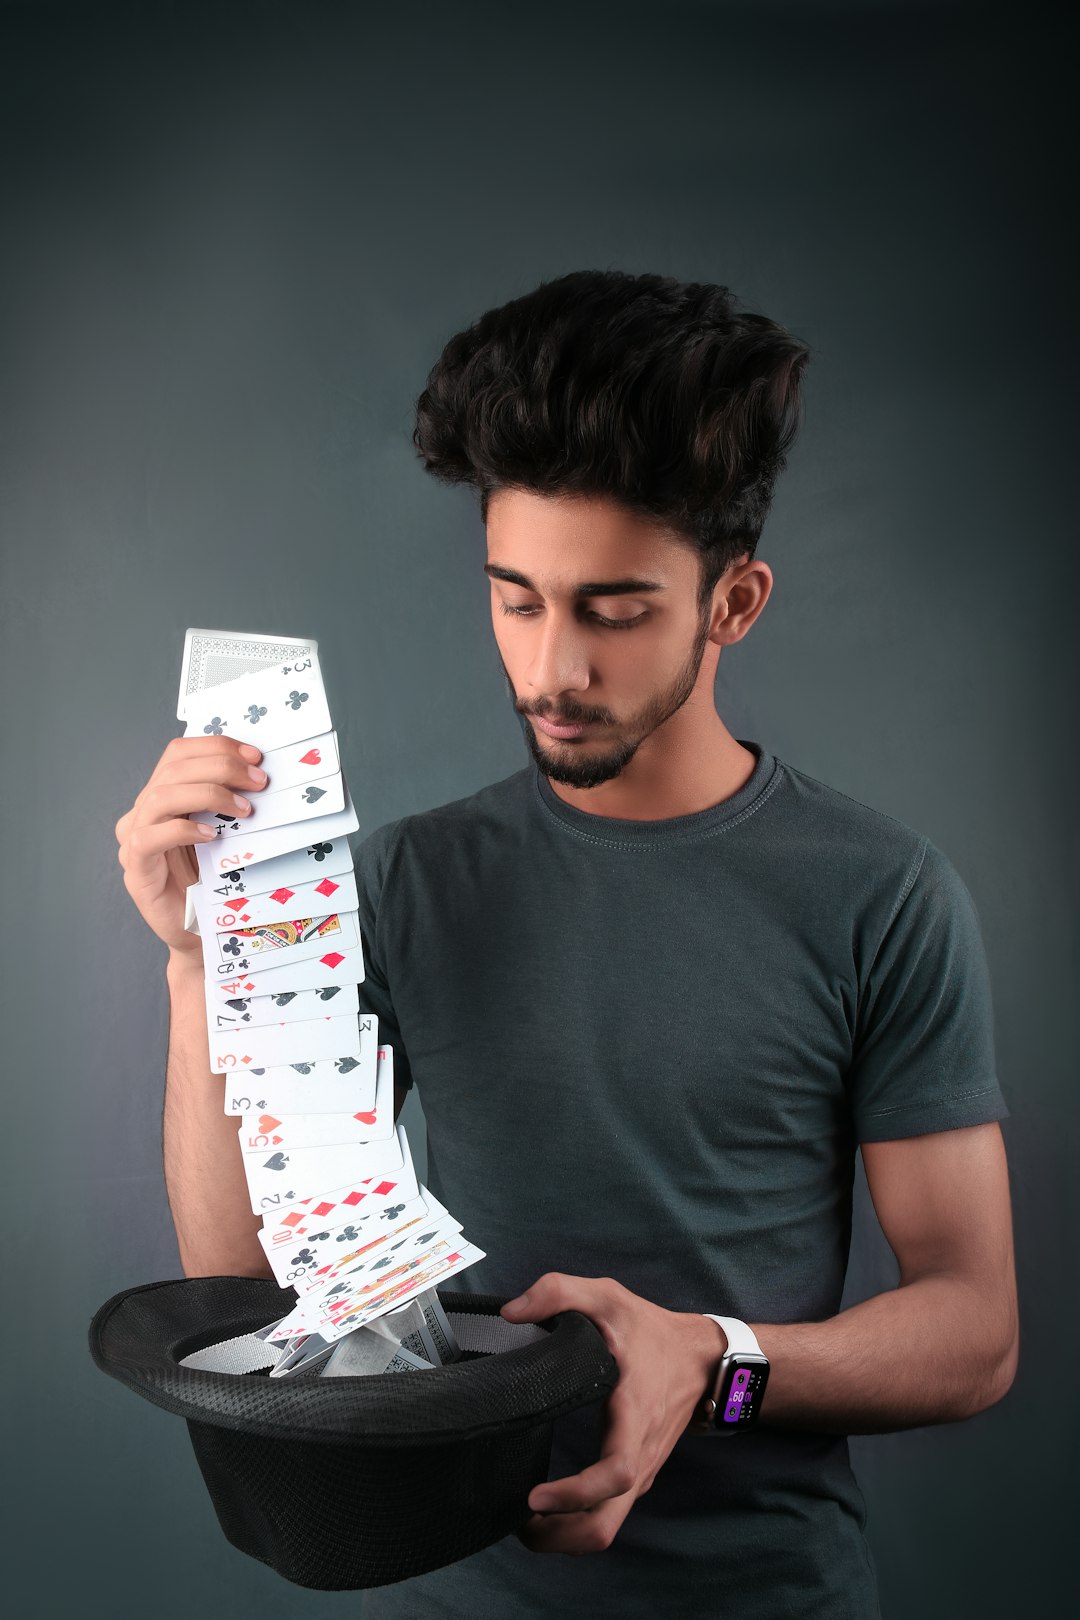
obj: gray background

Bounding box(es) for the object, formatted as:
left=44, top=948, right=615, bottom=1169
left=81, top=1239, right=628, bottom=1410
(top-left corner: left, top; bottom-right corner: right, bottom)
left=2, top=1, right=1075, bottom=1614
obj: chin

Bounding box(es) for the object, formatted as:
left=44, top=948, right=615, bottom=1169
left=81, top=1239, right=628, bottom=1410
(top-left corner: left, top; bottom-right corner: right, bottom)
left=527, top=727, right=638, bottom=790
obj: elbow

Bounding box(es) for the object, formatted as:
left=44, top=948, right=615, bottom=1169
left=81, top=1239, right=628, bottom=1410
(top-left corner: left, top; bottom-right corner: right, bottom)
left=963, top=1324, right=1019, bottom=1418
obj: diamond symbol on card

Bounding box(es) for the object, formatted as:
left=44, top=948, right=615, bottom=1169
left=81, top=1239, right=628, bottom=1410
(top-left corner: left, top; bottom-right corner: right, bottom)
left=270, top=888, right=295, bottom=906
left=315, top=878, right=340, bottom=898
left=225, top=897, right=245, bottom=913
left=320, top=952, right=345, bottom=968
left=241, top=1055, right=253, bottom=1065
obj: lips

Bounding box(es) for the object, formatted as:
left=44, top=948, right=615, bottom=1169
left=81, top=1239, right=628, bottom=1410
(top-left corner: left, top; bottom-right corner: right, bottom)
left=532, top=712, right=590, bottom=739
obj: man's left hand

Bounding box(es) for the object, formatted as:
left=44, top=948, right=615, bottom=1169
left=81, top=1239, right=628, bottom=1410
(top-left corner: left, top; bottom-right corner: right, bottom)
left=499, top=1272, right=726, bottom=1555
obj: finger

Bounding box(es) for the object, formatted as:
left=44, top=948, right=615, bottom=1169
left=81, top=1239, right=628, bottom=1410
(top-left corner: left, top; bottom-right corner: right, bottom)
left=159, top=734, right=264, bottom=766
left=516, top=1497, right=631, bottom=1557
left=153, top=750, right=269, bottom=793
left=529, top=1453, right=636, bottom=1516
left=122, top=816, right=220, bottom=867
left=139, top=782, right=255, bottom=824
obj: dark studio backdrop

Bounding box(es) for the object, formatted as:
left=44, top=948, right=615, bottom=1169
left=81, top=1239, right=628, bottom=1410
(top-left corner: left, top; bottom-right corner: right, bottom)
left=1, top=2, right=1075, bottom=1615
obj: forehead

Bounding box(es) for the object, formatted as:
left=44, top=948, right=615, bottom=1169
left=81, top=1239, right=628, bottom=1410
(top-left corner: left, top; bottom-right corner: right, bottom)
left=484, top=488, right=694, bottom=587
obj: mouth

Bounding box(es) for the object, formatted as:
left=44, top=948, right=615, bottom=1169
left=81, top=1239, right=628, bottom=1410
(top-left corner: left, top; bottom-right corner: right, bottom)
left=530, top=713, right=592, bottom=740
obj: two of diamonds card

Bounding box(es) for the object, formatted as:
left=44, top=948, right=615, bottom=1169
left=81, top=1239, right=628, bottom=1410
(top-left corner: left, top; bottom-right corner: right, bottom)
left=177, top=629, right=485, bottom=1375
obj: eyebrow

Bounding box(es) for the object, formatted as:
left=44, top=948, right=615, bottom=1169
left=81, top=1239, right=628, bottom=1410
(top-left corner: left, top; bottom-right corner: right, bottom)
left=483, top=563, right=666, bottom=597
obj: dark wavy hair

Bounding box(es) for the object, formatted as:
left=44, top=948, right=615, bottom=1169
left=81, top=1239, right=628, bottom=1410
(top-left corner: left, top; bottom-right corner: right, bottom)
left=412, top=269, right=812, bottom=604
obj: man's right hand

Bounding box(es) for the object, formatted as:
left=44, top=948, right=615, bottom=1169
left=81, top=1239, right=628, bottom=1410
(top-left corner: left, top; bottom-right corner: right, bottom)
left=115, top=735, right=270, bottom=963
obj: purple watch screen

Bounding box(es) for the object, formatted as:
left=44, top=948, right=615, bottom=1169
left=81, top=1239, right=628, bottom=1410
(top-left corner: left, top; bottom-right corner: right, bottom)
left=721, top=1360, right=767, bottom=1424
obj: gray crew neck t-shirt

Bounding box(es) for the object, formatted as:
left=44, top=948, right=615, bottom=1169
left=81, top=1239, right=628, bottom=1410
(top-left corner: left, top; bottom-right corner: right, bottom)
left=352, top=740, right=1007, bottom=1620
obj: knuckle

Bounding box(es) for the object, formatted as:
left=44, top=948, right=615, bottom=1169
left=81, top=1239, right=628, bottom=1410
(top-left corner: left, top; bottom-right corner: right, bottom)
left=612, top=1457, right=636, bottom=1494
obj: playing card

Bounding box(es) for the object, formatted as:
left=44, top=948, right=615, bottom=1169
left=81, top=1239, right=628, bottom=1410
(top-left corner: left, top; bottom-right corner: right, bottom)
left=282, top=1189, right=436, bottom=1294
left=414, top=1287, right=462, bottom=1363
left=205, top=937, right=366, bottom=1005
left=320, top=1333, right=432, bottom=1377
left=293, top=1181, right=455, bottom=1298
left=224, top=1030, right=383, bottom=1116
left=195, top=785, right=360, bottom=878
left=237, top=1101, right=380, bottom=1154
left=208, top=1008, right=362, bottom=1074
left=182, top=650, right=332, bottom=754
left=242, top=1122, right=405, bottom=1216
left=202, top=909, right=361, bottom=978
left=177, top=628, right=318, bottom=719
left=226, top=730, right=340, bottom=796
left=193, top=836, right=353, bottom=904
left=270, top=1234, right=487, bottom=1343
left=223, top=1019, right=378, bottom=1110
left=194, top=866, right=358, bottom=939
left=257, top=1124, right=420, bottom=1253
left=366, top=1299, right=443, bottom=1365
left=190, top=768, right=345, bottom=843
left=205, top=980, right=359, bottom=1036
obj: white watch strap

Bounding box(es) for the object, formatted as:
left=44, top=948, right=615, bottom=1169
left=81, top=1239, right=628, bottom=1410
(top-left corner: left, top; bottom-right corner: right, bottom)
left=701, top=1314, right=763, bottom=1359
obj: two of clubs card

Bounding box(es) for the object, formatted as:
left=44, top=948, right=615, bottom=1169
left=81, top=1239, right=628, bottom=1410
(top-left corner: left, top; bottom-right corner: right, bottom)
left=175, top=628, right=486, bottom=1378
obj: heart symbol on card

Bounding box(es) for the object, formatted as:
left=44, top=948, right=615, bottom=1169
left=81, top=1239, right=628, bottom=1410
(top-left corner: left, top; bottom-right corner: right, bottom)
left=355, top=1110, right=377, bottom=1125
left=259, top=1114, right=282, bottom=1132
left=300, top=748, right=321, bottom=766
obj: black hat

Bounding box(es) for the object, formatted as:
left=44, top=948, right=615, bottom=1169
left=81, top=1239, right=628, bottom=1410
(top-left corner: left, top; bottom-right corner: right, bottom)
left=88, top=1276, right=619, bottom=1591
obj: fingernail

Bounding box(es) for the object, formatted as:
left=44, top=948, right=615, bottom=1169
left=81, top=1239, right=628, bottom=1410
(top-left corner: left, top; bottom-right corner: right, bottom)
left=239, top=744, right=262, bottom=762
left=503, top=1294, right=529, bottom=1313
left=247, top=766, right=267, bottom=784
left=233, top=794, right=251, bottom=811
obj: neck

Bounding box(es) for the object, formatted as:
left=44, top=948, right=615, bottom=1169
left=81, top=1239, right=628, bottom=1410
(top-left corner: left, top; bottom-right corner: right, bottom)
left=541, top=698, right=758, bottom=822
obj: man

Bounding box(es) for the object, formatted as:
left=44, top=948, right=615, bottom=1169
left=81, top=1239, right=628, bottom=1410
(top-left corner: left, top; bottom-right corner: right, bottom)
left=116, top=270, right=1018, bottom=1618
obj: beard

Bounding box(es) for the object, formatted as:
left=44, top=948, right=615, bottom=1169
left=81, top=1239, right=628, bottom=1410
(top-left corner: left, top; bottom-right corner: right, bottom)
left=502, top=606, right=714, bottom=790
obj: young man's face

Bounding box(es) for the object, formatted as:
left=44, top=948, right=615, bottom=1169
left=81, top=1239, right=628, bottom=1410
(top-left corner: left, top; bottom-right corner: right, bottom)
left=485, top=488, right=738, bottom=790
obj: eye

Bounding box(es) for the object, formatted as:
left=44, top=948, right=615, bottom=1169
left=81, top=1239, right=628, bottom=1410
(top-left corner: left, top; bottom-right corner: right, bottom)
left=498, top=602, right=648, bottom=630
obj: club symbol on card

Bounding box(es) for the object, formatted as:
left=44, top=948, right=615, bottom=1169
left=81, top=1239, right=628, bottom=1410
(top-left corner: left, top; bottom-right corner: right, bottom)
left=305, top=1231, right=331, bottom=1244
left=223, top=938, right=243, bottom=957
left=381, top=1205, right=405, bottom=1222
left=291, top=1248, right=317, bottom=1267
left=336, top=1225, right=363, bottom=1242
left=264, top=1153, right=289, bottom=1171
left=308, top=842, right=333, bottom=862
left=203, top=716, right=225, bottom=735
left=299, top=748, right=321, bottom=765
left=224, top=871, right=246, bottom=888
left=245, top=704, right=267, bottom=725
left=286, top=690, right=309, bottom=711
left=314, top=878, right=339, bottom=898
left=269, top=888, right=295, bottom=907
left=302, top=786, right=326, bottom=804
left=335, top=1057, right=359, bottom=1074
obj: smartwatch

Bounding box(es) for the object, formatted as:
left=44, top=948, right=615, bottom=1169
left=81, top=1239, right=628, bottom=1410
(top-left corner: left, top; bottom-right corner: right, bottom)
left=686, top=1315, right=770, bottom=1435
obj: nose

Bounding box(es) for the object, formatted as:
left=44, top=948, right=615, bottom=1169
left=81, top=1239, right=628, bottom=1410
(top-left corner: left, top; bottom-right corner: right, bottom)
left=524, top=607, right=591, bottom=699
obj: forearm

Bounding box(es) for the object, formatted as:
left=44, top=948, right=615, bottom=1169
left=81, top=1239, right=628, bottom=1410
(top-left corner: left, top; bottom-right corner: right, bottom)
left=749, top=1273, right=1018, bottom=1433
left=163, top=952, right=273, bottom=1278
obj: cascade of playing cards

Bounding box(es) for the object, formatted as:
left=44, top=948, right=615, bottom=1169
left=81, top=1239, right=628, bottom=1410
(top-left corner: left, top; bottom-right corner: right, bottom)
left=174, top=629, right=486, bottom=1379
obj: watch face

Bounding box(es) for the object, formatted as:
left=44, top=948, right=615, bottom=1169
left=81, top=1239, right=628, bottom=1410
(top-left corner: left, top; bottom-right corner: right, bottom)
left=716, top=1357, right=769, bottom=1428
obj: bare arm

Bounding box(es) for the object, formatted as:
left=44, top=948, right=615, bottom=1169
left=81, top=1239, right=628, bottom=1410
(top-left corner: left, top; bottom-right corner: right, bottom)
left=750, top=1121, right=1019, bottom=1432
left=163, top=952, right=274, bottom=1278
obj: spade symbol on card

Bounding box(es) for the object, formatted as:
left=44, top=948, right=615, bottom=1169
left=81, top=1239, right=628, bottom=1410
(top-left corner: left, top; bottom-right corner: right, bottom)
left=317, top=988, right=340, bottom=1001
left=291, top=1062, right=313, bottom=1075
left=272, top=991, right=298, bottom=1006
left=264, top=1153, right=289, bottom=1171
left=335, top=1057, right=359, bottom=1074
left=299, top=748, right=321, bottom=766
left=302, top=785, right=326, bottom=805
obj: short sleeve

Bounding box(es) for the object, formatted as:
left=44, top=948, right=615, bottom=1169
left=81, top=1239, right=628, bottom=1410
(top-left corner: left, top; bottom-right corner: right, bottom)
left=849, top=838, right=1008, bottom=1142
left=351, top=818, right=414, bottom=1093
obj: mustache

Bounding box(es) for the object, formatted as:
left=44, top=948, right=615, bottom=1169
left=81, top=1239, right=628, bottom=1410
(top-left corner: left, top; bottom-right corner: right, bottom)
left=518, top=701, right=612, bottom=726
